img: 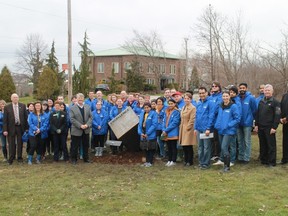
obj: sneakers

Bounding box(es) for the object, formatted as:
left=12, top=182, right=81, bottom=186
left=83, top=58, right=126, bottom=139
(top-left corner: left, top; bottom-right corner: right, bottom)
left=211, top=156, right=219, bottom=161
left=213, top=160, right=224, bottom=165
left=36, top=160, right=41, bottom=164
left=141, top=162, right=152, bottom=167
left=79, top=155, right=83, bottom=160
left=59, top=155, right=64, bottom=161
left=165, top=161, right=176, bottom=167
left=28, top=161, right=32, bottom=165
left=230, top=162, right=234, bottom=167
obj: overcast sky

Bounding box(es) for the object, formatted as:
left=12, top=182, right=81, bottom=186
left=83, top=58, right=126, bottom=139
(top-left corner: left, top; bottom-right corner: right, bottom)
left=0, top=0, right=287, bottom=73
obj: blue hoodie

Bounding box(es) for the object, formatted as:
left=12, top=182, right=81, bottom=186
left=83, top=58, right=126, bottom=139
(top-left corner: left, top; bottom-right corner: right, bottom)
left=138, top=110, right=158, bottom=141
left=238, top=91, right=257, bottom=127
left=163, top=109, right=181, bottom=139
left=156, top=105, right=167, bottom=131
left=214, top=102, right=241, bottom=135
left=195, top=98, right=214, bottom=132
left=28, top=112, right=49, bottom=139
left=92, top=109, right=109, bottom=135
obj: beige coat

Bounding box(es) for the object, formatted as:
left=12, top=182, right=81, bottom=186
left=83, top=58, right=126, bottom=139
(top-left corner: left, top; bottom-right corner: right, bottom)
left=179, top=103, right=196, bottom=146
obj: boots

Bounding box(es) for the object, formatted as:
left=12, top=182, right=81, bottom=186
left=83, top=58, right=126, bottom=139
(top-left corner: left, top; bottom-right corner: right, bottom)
left=28, top=155, right=33, bottom=165
left=95, top=147, right=100, bottom=157
left=222, top=155, right=230, bottom=172
left=36, top=155, right=41, bottom=164
left=99, top=147, right=103, bottom=157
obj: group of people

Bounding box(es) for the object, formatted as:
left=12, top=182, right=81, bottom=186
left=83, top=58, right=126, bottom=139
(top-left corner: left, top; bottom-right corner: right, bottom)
left=0, top=82, right=287, bottom=172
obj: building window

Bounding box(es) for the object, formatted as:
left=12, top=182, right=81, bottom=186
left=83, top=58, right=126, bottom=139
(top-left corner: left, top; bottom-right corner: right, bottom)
left=112, top=62, right=119, bottom=73
left=170, top=65, right=176, bottom=74
left=159, top=64, right=166, bottom=74
left=148, top=63, right=154, bottom=73
left=146, top=78, right=155, bottom=85
left=168, top=78, right=175, bottom=84
left=182, top=66, right=186, bottom=75
left=97, top=63, right=104, bottom=73
left=124, top=62, right=131, bottom=73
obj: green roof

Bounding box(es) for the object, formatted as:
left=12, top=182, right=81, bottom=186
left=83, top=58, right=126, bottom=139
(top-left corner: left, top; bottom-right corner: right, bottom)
left=92, top=47, right=182, bottom=59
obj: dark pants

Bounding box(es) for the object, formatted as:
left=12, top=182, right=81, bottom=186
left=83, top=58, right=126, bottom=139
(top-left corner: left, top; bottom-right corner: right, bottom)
left=282, top=124, right=288, bottom=163
left=94, top=135, right=105, bottom=148
left=183, top=145, right=194, bottom=164
left=28, top=135, right=44, bottom=156
left=53, top=133, right=69, bottom=161
left=211, top=130, right=221, bottom=157
left=8, top=125, right=23, bottom=163
left=71, top=133, right=89, bottom=162
left=46, top=131, right=54, bottom=154
left=167, top=140, right=177, bottom=162
left=145, top=149, right=155, bottom=164
left=258, top=128, right=276, bottom=166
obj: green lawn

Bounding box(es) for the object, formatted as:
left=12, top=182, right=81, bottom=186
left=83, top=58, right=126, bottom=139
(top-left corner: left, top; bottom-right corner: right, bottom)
left=0, top=130, right=287, bottom=215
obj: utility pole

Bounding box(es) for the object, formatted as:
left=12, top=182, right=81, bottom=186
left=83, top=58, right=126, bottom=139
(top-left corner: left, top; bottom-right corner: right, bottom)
left=184, top=37, right=189, bottom=91
left=67, top=0, right=72, bottom=102
left=209, top=4, right=215, bottom=81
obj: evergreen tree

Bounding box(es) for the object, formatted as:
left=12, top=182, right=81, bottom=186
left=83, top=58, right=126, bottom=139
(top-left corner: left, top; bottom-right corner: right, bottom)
left=46, top=41, right=65, bottom=97
left=0, top=66, right=16, bottom=101
left=125, top=61, right=145, bottom=92
left=74, top=31, right=94, bottom=96
left=72, top=65, right=81, bottom=95
left=37, top=66, right=58, bottom=100
left=190, top=66, right=200, bottom=91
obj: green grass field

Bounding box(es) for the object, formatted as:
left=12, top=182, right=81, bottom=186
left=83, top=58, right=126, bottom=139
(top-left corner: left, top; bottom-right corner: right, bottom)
left=0, top=129, right=287, bottom=215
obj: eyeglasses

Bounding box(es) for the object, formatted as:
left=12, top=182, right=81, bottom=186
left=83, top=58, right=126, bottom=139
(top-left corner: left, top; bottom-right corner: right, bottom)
left=168, top=102, right=175, bottom=105
left=212, top=85, right=218, bottom=87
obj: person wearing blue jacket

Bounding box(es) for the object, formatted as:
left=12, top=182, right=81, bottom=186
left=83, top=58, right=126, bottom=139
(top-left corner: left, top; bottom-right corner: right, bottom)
left=256, top=84, right=265, bottom=107
left=172, top=91, right=185, bottom=111
left=229, top=85, right=242, bottom=165
left=209, top=81, right=223, bottom=161
left=138, top=103, right=158, bottom=167
left=155, top=97, right=167, bottom=159
left=237, top=83, right=257, bottom=164
left=27, top=102, right=49, bottom=165
left=91, top=91, right=109, bottom=112
left=0, top=100, right=7, bottom=161
left=92, top=101, right=109, bottom=157
left=133, top=95, right=145, bottom=117
left=162, top=98, right=181, bottom=167
left=109, top=98, right=127, bottom=154
left=214, top=91, right=241, bottom=172
left=194, top=87, right=215, bottom=169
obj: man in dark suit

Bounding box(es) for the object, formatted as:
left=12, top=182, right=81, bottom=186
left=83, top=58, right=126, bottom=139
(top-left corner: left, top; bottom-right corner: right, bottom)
left=3, top=93, right=28, bottom=164
left=70, top=93, right=92, bottom=164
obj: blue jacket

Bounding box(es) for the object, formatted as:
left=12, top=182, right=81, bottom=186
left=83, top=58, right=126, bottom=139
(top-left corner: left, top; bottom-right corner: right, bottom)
left=124, top=100, right=137, bottom=109
left=256, top=93, right=264, bottom=107
left=133, top=104, right=144, bottom=117
left=195, top=98, right=214, bottom=132
left=138, top=110, right=158, bottom=141
left=91, top=99, right=109, bottom=112
left=209, top=92, right=223, bottom=106
left=156, top=105, right=167, bottom=131
left=238, top=92, right=257, bottom=127
left=231, top=96, right=242, bottom=116
left=0, top=112, right=4, bottom=134
left=28, top=113, right=49, bottom=139
left=214, top=102, right=241, bottom=135
left=177, top=99, right=185, bottom=111
left=84, top=98, right=95, bottom=108
left=92, top=109, right=109, bottom=135
left=163, top=109, right=181, bottom=139
left=109, top=106, right=126, bottom=120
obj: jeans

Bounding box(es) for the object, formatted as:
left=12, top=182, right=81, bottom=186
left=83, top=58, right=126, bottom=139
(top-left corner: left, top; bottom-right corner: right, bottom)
left=230, top=135, right=237, bottom=163
left=237, top=126, right=252, bottom=162
left=218, top=134, right=234, bottom=158
left=0, top=133, right=7, bottom=158
left=157, top=135, right=165, bottom=157
left=197, top=132, right=212, bottom=166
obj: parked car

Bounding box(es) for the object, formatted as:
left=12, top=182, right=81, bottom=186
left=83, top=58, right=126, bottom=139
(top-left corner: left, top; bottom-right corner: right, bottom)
left=95, top=84, right=110, bottom=92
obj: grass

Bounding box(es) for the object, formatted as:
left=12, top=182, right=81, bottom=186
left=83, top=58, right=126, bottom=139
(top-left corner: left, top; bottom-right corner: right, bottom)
left=0, top=130, right=287, bottom=215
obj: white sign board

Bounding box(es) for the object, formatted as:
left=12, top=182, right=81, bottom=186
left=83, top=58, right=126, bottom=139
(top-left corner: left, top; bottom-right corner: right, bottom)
left=108, top=106, right=139, bottom=139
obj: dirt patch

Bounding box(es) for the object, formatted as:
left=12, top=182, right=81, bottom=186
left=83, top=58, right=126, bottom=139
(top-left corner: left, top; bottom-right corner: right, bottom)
left=92, top=150, right=146, bottom=165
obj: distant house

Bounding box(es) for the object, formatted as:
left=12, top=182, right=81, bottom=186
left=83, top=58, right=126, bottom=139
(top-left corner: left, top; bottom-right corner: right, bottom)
left=12, top=73, right=32, bottom=97
left=89, top=47, right=186, bottom=91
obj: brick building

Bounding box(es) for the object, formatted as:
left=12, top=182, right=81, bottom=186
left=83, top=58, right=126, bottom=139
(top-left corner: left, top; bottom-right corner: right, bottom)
left=89, top=47, right=186, bottom=90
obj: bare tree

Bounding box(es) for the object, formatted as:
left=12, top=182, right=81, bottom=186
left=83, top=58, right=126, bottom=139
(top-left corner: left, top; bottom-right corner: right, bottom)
left=260, top=31, right=288, bottom=92
left=15, top=33, right=47, bottom=93
left=122, top=30, right=166, bottom=92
